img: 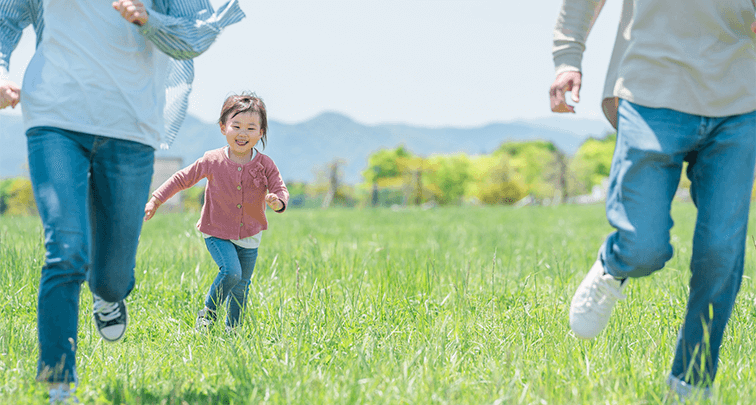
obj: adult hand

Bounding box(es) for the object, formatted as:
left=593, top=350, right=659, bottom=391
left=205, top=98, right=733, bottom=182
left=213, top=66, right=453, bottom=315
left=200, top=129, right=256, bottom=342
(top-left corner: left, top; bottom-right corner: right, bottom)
left=549, top=71, right=582, bottom=113
left=265, top=193, right=283, bottom=211
left=751, top=20, right=756, bottom=34
left=112, top=0, right=149, bottom=26
left=144, top=197, right=160, bottom=221
left=0, top=79, right=21, bottom=110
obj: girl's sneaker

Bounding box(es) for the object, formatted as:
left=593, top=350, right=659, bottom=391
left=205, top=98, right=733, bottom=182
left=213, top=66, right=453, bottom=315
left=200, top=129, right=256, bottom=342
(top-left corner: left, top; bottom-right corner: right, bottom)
left=92, top=294, right=128, bottom=342
left=666, top=375, right=712, bottom=403
left=49, top=384, right=79, bottom=404
left=195, top=308, right=217, bottom=330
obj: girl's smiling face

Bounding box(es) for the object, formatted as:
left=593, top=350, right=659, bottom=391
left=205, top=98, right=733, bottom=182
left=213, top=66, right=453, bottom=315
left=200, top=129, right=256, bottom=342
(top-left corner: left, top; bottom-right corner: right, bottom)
left=221, top=111, right=263, bottom=160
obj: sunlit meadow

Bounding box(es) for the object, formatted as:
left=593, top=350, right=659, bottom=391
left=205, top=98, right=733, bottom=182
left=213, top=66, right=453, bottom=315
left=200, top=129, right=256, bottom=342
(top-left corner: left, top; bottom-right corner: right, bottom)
left=1, top=203, right=756, bottom=404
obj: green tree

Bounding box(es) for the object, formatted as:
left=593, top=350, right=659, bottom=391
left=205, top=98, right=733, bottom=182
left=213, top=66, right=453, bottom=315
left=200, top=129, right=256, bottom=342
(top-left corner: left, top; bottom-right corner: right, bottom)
left=467, top=154, right=526, bottom=205
left=362, top=146, right=413, bottom=187
left=0, top=179, right=12, bottom=214
left=569, top=133, right=616, bottom=195
left=2, top=178, right=36, bottom=216
left=183, top=186, right=205, bottom=212
left=497, top=140, right=562, bottom=200
left=362, top=146, right=428, bottom=206
left=423, top=154, right=471, bottom=205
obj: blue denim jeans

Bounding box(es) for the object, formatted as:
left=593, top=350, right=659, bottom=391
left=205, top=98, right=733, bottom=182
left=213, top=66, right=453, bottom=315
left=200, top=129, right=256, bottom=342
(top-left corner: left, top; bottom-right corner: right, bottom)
left=600, top=100, right=756, bottom=385
left=203, top=237, right=258, bottom=327
left=27, top=127, right=154, bottom=383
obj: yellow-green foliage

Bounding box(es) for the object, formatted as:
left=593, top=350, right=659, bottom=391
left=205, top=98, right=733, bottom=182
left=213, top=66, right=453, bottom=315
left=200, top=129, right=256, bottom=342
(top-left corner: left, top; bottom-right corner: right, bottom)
left=569, top=134, right=616, bottom=195
left=679, top=162, right=691, bottom=191
left=423, top=154, right=471, bottom=205
left=360, top=137, right=624, bottom=206
left=361, top=146, right=413, bottom=187
left=0, top=178, right=36, bottom=216
left=362, top=146, right=468, bottom=205
left=361, top=143, right=547, bottom=206
left=467, top=154, right=526, bottom=205
left=495, top=140, right=560, bottom=199
left=182, top=186, right=205, bottom=213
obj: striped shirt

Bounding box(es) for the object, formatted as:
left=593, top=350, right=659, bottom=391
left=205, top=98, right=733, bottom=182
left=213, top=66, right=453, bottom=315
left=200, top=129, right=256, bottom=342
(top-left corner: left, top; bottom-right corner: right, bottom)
left=0, top=0, right=245, bottom=148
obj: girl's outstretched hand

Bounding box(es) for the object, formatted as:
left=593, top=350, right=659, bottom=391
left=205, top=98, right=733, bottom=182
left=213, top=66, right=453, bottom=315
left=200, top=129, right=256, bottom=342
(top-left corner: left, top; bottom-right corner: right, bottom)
left=265, top=193, right=283, bottom=211
left=144, top=196, right=161, bottom=221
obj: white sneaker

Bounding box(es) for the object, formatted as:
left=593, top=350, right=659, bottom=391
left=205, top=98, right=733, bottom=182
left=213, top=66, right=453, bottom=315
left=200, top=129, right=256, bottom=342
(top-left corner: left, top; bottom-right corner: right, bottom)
left=569, top=259, right=627, bottom=339
left=666, top=375, right=712, bottom=403
left=93, top=294, right=128, bottom=342
left=49, top=384, right=79, bottom=404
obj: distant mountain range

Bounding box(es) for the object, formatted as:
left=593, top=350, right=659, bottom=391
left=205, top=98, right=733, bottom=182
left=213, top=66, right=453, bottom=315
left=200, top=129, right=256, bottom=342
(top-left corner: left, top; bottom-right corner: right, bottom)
left=0, top=112, right=612, bottom=184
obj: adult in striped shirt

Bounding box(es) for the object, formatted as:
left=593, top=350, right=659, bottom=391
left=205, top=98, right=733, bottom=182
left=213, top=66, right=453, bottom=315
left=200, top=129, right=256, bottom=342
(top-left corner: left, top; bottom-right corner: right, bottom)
left=0, top=0, right=244, bottom=401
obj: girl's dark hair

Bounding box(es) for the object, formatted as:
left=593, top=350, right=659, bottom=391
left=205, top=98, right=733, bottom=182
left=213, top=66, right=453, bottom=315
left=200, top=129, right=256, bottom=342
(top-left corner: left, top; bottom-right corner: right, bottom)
left=218, top=92, right=268, bottom=149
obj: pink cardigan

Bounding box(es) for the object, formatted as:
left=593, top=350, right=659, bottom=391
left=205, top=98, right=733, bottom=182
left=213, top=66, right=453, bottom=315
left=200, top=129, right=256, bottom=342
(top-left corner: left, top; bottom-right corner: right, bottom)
left=153, top=148, right=289, bottom=240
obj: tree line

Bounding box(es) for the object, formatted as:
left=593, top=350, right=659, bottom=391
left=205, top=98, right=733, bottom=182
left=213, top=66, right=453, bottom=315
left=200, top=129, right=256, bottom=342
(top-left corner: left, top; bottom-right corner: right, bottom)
left=0, top=132, right=631, bottom=214
left=291, top=133, right=619, bottom=208
left=353, top=134, right=616, bottom=207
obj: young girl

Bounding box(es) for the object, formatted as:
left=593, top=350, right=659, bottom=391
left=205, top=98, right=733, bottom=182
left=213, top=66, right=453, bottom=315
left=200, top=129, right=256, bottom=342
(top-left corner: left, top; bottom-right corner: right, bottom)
left=144, top=93, right=288, bottom=331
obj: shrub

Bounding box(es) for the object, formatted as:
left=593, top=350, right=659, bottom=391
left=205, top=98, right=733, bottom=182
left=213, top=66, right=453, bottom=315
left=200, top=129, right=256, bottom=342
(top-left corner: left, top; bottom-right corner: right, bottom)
left=0, top=178, right=37, bottom=216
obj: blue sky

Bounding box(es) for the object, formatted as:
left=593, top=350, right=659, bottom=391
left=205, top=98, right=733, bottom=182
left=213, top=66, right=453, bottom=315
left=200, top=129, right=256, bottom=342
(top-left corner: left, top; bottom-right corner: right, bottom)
left=5, top=0, right=623, bottom=127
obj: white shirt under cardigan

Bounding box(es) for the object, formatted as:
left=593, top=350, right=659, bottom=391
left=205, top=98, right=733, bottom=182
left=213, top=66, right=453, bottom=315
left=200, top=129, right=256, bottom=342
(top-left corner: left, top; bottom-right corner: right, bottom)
left=201, top=147, right=263, bottom=250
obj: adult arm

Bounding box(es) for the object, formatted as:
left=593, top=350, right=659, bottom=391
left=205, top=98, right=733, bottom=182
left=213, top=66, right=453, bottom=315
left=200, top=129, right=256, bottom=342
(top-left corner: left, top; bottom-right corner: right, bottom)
left=549, top=0, right=605, bottom=113
left=0, top=0, right=35, bottom=109
left=125, top=0, right=245, bottom=60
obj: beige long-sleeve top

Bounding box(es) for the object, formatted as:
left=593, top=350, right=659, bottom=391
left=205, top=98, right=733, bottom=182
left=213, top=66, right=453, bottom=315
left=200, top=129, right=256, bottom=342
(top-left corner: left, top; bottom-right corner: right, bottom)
left=553, top=0, right=756, bottom=128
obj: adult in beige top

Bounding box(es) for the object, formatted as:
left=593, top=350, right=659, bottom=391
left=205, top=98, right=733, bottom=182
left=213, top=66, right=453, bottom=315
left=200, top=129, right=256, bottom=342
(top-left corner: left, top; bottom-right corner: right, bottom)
left=550, top=0, right=756, bottom=400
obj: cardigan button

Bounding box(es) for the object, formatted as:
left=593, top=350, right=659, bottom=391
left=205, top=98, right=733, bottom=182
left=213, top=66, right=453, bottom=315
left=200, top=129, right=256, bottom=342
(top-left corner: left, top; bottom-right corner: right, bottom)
left=239, top=223, right=243, bottom=227
left=237, top=167, right=242, bottom=171
left=237, top=204, right=242, bottom=209
left=237, top=185, right=241, bottom=190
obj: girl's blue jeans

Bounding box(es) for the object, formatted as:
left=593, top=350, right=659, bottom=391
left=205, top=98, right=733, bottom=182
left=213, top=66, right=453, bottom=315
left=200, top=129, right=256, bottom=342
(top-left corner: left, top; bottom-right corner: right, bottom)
left=26, top=127, right=154, bottom=383
left=600, top=100, right=756, bottom=386
left=203, top=237, right=258, bottom=327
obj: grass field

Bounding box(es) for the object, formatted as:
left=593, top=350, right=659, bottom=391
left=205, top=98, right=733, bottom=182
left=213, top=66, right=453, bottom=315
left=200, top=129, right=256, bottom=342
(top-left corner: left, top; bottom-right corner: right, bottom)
left=2, top=203, right=756, bottom=404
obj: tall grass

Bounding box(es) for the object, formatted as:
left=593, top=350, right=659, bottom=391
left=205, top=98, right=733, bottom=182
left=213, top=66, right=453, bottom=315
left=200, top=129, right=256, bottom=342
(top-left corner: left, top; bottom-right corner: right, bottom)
left=1, top=203, right=755, bottom=404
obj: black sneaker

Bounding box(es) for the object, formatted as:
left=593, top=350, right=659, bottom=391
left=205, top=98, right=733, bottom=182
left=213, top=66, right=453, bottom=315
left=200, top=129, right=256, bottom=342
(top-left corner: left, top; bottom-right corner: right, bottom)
left=93, top=294, right=128, bottom=342
left=195, top=308, right=216, bottom=330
